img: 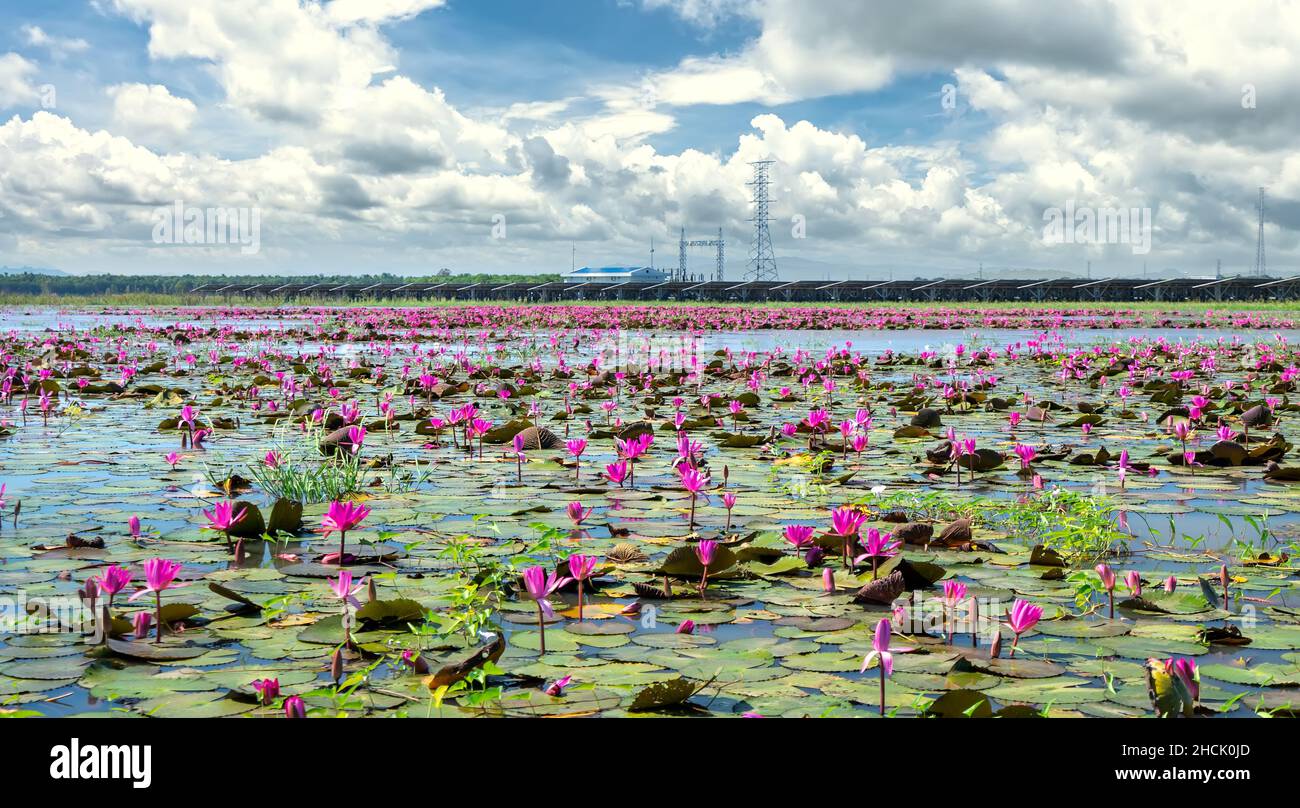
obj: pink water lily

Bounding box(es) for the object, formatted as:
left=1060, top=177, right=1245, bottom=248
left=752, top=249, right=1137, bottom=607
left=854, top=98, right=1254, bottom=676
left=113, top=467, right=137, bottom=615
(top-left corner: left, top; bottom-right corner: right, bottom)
left=330, top=569, right=366, bottom=608
left=567, top=554, right=597, bottom=621
left=252, top=677, right=280, bottom=706
left=1165, top=657, right=1200, bottom=711
left=679, top=466, right=709, bottom=529
left=605, top=459, right=629, bottom=487
left=1012, top=443, right=1036, bottom=470
left=941, top=579, right=967, bottom=644
left=721, top=492, right=737, bottom=531
left=202, top=500, right=247, bottom=551
left=783, top=524, right=816, bottom=553
left=860, top=618, right=895, bottom=715
left=283, top=695, right=307, bottom=719
left=522, top=566, right=572, bottom=654
left=330, top=569, right=366, bottom=645
left=93, top=564, right=133, bottom=642
left=1125, top=569, right=1142, bottom=598
left=511, top=433, right=526, bottom=482
left=1005, top=599, right=1043, bottom=658
left=695, top=539, right=718, bottom=594
left=545, top=675, right=572, bottom=697
left=852, top=527, right=898, bottom=578
left=566, top=437, right=587, bottom=481
left=347, top=425, right=366, bottom=454
left=320, top=500, right=371, bottom=565
left=128, top=558, right=184, bottom=643
left=830, top=506, right=866, bottom=568
left=566, top=500, right=592, bottom=526
left=1096, top=563, right=1117, bottom=617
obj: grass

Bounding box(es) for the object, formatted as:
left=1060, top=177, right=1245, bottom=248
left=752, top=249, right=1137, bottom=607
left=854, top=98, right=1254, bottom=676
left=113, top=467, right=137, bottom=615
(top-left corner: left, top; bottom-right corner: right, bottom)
left=858, top=487, right=1129, bottom=560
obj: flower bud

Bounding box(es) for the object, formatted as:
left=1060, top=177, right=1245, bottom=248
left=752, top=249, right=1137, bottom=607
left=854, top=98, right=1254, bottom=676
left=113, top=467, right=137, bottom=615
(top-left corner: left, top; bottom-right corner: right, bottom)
left=283, top=695, right=306, bottom=719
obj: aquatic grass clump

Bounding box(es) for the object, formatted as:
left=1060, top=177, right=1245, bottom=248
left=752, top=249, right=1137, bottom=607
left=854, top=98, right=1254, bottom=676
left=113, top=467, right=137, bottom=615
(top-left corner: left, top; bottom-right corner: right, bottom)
left=859, top=487, right=1128, bottom=559
left=242, top=437, right=369, bottom=503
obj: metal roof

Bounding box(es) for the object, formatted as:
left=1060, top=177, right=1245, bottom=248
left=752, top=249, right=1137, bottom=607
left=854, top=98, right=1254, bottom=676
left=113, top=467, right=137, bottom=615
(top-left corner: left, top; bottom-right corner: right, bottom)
left=567, top=266, right=660, bottom=275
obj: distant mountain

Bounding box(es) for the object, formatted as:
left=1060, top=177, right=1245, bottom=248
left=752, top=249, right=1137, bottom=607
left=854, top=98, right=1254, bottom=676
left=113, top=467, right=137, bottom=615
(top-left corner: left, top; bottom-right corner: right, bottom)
left=0, top=266, right=67, bottom=276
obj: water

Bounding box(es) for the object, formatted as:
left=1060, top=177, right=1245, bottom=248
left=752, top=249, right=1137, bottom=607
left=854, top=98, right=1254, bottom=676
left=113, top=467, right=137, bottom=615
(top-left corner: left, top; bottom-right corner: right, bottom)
left=2, top=306, right=1297, bottom=717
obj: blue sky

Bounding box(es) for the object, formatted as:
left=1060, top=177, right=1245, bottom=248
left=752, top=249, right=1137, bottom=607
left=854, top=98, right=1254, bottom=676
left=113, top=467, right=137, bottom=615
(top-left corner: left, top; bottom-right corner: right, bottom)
left=0, top=1, right=1293, bottom=278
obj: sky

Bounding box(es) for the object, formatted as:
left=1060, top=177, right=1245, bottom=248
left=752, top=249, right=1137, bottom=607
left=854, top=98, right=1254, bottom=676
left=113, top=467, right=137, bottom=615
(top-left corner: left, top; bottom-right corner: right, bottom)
left=0, top=0, right=1297, bottom=279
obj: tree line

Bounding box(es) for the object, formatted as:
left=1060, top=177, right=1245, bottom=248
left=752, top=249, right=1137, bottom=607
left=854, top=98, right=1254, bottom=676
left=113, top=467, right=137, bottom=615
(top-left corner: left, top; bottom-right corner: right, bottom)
left=0, top=272, right=563, bottom=297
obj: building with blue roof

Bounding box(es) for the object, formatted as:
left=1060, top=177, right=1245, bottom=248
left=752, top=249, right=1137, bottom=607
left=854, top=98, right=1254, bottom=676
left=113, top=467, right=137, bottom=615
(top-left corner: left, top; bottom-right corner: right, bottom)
left=563, top=266, right=669, bottom=284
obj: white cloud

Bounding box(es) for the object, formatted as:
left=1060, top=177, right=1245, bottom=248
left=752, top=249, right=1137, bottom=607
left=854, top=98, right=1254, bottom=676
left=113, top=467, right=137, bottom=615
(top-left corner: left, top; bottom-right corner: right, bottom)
left=107, top=83, right=197, bottom=144
left=325, top=0, right=447, bottom=26
left=22, top=25, right=91, bottom=57
left=0, top=0, right=1296, bottom=276
left=0, top=53, right=40, bottom=109
left=640, top=0, right=756, bottom=28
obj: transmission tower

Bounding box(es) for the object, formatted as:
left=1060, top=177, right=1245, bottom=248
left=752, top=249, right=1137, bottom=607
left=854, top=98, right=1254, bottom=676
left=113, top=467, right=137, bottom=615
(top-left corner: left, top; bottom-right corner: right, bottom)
left=1255, top=187, right=1267, bottom=277
left=677, top=227, right=725, bottom=281
left=745, top=160, right=778, bottom=281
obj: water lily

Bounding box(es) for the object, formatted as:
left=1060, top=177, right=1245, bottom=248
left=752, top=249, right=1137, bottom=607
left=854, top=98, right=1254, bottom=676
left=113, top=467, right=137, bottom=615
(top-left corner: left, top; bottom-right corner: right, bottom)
left=941, top=580, right=967, bottom=644
left=252, top=677, right=280, bottom=706
left=1005, top=599, right=1043, bottom=658
left=1012, top=443, right=1036, bottom=470
left=320, top=500, right=371, bottom=565
left=566, top=437, right=587, bottom=481
left=605, top=459, right=629, bottom=487
left=860, top=618, right=895, bottom=715
left=202, top=500, right=246, bottom=552
left=512, top=433, right=526, bottom=483
left=679, top=466, right=709, bottom=529
left=94, top=564, right=133, bottom=608
left=330, top=570, right=366, bottom=646
left=853, top=527, right=898, bottom=578
left=283, top=695, right=307, bottom=719
left=567, top=554, right=597, bottom=621
left=721, top=491, right=737, bottom=531
left=522, top=566, right=571, bottom=654
left=830, top=506, right=866, bottom=568
left=566, top=500, right=592, bottom=526
left=1096, top=563, right=1117, bottom=617
left=545, top=675, right=572, bottom=697
left=783, top=524, right=816, bottom=554
left=695, top=539, right=718, bottom=594
left=128, top=558, right=184, bottom=644
left=1126, top=569, right=1142, bottom=598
